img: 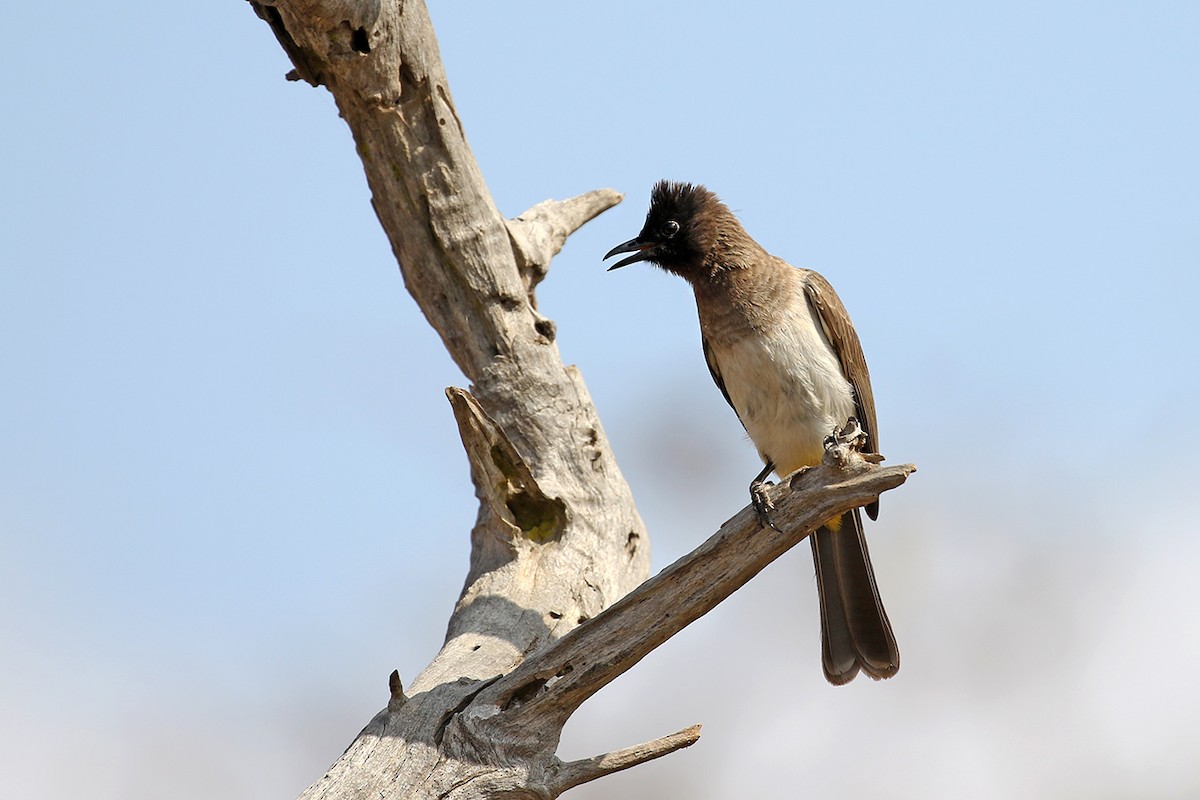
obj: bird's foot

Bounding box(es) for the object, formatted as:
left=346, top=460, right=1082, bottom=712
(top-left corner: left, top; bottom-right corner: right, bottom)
left=750, top=480, right=782, bottom=532
left=822, top=417, right=884, bottom=465
left=823, top=417, right=874, bottom=464
left=824, top=416, right=867, bottom=452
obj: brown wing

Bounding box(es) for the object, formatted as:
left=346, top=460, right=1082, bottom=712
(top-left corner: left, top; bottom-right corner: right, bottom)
left=802, top=270, right=880, bottom=519
left=701, top=334, right=737, bottom=414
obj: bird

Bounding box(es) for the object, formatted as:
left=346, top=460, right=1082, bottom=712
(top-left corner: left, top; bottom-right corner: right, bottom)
left=603, top=180, right=899, bottom=684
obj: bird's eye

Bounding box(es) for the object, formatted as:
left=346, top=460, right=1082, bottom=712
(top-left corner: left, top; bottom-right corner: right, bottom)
left=661, top=220, right=680, bottom=238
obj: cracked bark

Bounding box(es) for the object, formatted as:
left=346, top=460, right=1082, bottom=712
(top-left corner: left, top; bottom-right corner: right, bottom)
left=248, top=2, right=914, bottom=798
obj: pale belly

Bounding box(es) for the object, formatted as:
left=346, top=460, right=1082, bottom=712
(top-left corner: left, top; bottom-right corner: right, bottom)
left=711, top=313, right=856, bottom=477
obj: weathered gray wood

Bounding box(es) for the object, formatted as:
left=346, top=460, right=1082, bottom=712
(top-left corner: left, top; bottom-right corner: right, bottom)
left=247, top=2, right=915, bottom=798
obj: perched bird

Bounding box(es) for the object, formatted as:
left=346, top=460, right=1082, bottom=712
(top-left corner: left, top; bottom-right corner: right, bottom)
left=604, top=181, right=899, bottom=684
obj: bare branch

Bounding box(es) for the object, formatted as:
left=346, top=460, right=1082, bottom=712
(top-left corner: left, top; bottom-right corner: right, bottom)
left=454, top=446, right=915, bottom=753
left=551, top=724, right=703, bottom=794
left=506, top=189, right=625, bottom=298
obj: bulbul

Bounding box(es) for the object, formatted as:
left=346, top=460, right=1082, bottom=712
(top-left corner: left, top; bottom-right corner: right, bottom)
left=604, top=180, right=899, bottom=684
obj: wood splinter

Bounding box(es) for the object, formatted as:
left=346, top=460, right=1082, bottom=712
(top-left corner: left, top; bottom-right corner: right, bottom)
left=388, top=670, right=407, bottom=712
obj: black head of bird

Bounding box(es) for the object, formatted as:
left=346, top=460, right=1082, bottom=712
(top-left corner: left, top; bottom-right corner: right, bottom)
left=603, top=180, right=734, bottom=279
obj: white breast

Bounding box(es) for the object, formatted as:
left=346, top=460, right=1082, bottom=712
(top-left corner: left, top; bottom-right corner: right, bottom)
left=710, top=299, right=856, bottom=477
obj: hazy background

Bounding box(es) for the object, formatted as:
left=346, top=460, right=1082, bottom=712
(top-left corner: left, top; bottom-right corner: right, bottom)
left=3, top=2, right=1198, bottom=797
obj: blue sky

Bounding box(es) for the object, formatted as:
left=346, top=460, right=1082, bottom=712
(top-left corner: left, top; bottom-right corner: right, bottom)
left=2, top=2, right=1198, bottom=798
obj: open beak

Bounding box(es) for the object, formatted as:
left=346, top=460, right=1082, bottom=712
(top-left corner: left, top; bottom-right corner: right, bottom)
left=603, top=237, right=657, bottom=271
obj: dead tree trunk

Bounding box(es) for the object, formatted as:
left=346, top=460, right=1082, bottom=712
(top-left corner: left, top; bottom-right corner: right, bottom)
left=248, top=2, right=914, bottom=798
